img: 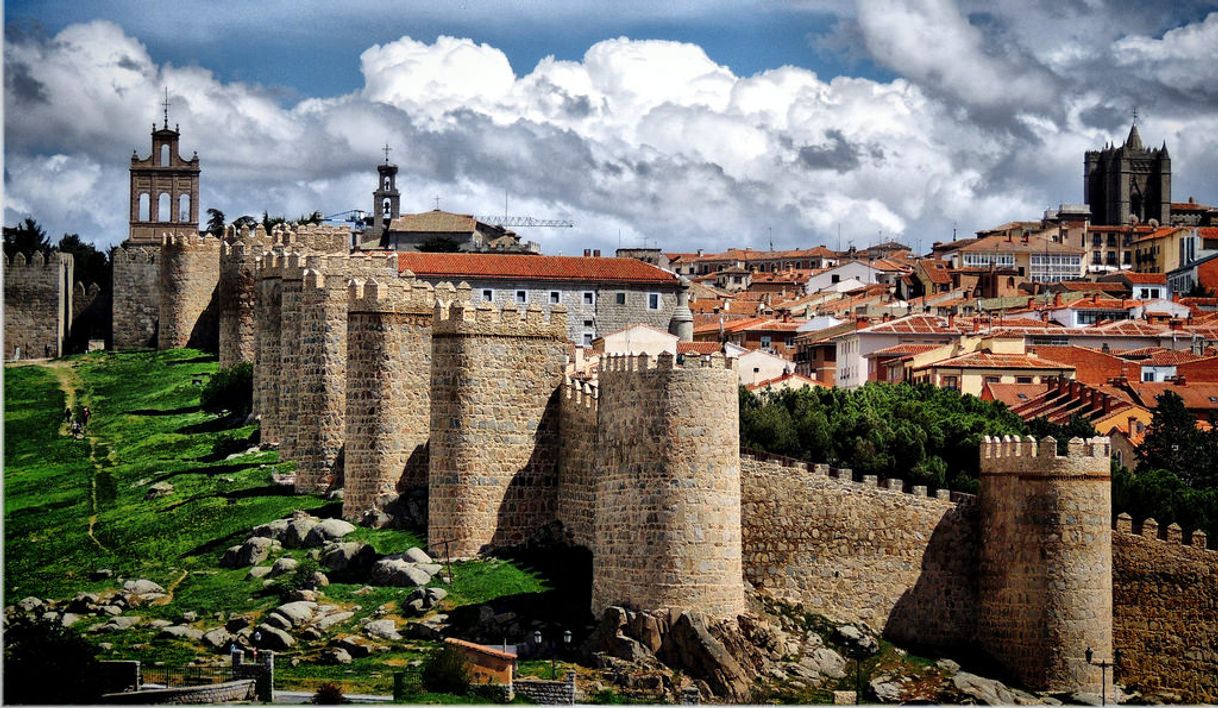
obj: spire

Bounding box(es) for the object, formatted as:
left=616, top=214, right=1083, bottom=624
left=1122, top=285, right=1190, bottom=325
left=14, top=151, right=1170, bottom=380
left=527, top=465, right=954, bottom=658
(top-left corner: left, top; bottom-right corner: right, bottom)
left=1124, top=121, right=1143, bottom=151
left=1160, top=140, right=1170, bottom=159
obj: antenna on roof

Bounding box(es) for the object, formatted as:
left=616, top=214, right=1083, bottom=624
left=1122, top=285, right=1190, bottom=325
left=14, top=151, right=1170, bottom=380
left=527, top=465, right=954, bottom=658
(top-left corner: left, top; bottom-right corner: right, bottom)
left=952, top=221, right=957, bottom=242
left=768, top=226, right=773, bottom=252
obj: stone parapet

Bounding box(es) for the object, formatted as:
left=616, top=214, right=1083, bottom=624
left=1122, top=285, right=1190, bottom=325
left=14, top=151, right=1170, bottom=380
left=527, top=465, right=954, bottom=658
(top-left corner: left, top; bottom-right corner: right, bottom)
left=218, top=225, right=278, bottom=366
left=428, top=302, right=568, bottom=557
left=112, top=244, right=160, bottom=349
left=592, top=352, right=744, bottom=619
left=277, top=252, right=308, bottom=462
left=978, top=435, right=1112, bottom=694
left=342, top=277, right=465, bottom=519
left=556, top=377, right=599, bottom=547
left=253, top=249, right=285, bottom=441
left=158, top=231, right=221, bottom=351
left=3, top=251, right=73, bottom=360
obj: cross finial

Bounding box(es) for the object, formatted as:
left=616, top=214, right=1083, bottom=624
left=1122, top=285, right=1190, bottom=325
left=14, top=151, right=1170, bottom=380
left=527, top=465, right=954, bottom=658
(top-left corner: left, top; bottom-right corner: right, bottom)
left=434, top=196, right=441, bottom=210
left=162, top=87, right=170, bottom=129
left=383, top=143, right=392, bottom=163
left=1131, top=106, right=1139, bottom=126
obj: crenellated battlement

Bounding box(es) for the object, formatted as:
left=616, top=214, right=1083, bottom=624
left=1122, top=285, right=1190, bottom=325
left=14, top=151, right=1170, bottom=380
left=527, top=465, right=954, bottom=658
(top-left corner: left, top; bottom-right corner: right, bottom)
left=347, top=276, right=450, bottom=315
left=3, top=251, right=71, bottom=269
left=160, top=231, right=221, bottom=251
left=600, top=351, right=736, bottom=374
left=291, top=224, right=349, bottom=253
left=113, top=244, right=159, bottom=265
left=561, top=376, right=599, bottom=413
left=432, top=299, right=568, bottom=337
left=741, top=450, right=970, bottom=505
left=1114, top=513, right=1212, bottom=552
left=980, top=435, right=1111, bottom=475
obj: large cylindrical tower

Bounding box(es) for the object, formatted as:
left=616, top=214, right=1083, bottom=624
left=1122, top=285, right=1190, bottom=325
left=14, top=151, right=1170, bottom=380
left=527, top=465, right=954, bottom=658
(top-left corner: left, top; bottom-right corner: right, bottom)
left=219, top=224, right=273, bottom=367
left=254, top=249, right=284, bottom=442
left=277, top=252, right=307, bottom=462
left=978, top=435, right=1113, bottom=693
left=158, top=231, right=220, bottom=350
left=427, top=301, right=568, bottom=557
left=591, top=352, right=744, bottom=619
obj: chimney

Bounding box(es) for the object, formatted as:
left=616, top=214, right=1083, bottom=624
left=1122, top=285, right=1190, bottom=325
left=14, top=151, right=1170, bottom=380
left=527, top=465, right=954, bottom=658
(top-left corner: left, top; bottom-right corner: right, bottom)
left=593, top=249, right=601, bottom=257
left=583, top=248, right=591, bottom=257
left=696, top=249, right=704, bottom=257
left=1054, top=292, right=1063, bottom=307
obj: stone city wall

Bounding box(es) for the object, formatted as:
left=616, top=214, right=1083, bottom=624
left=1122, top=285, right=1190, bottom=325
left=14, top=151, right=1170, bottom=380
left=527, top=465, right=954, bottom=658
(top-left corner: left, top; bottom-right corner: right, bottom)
left=1113, top=514, right=1217, bottom=703
left=277, top=252, right=307, bottom=462
left=556, top=378, right=599, bottom=548
left=739, top=451, right=978, bottom=647
left=3, top=251, right=71, bottom=360
left=342, top=277, right=462, bottom=519
left=253, top=250, right=284, bottom=441
left=158, top=232, right=220, bottom=351
left=218, top=224, right=276, bottom=367
left=112, top=244, right=160, bottom=350
left=592, top=353, right=744, bottom=619
left=68, top=281, right=109, bottom=353
left=427, top=301, right=568, bottom=557
left=978, top=436, right=1112, bottom=694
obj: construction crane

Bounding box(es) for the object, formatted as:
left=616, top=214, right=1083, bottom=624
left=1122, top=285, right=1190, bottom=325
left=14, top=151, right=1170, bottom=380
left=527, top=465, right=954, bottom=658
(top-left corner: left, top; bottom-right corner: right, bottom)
left=323, top=210, right=367, bottom=232
left=474, top=215, right=574, bottom=228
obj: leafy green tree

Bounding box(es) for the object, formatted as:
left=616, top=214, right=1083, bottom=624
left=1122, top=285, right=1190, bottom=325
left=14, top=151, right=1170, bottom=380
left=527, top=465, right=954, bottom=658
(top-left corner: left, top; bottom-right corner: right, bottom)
left=261, top=211, right=286, bottom=233
left=1026, top=414, right=1098, bottom=454
left=57, top=233, right=111, bottom=289
left=295, top=210, right=324, bottom=225
left=1137, top=391, right=1218, bottom=486
left=3, top=616, right=103, bottom=704
left=416, top=236, right=462, bottom=253
left=231, top=215, right=258, bottom=231
left=200, top=362, right=254, bottom=417
left=205, top=208, right=226, bottom=237
left=3, top=217, right=51, bottom=258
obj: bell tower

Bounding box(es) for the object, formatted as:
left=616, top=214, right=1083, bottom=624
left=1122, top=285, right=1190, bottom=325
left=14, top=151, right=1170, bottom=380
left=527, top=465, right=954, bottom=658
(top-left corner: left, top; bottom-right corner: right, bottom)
left=129, top=89, right=201, bottom=243
left=1084, top=120, right=1171, bottom=226
left=371, top=144, right=401, bottom=242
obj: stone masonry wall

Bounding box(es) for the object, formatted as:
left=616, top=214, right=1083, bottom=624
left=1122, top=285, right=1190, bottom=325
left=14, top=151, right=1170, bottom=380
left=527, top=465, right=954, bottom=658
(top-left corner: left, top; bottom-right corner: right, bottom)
left=277, top=253, right=306, bottom=463
left=158, top=232, right=220, bottom=351
left=342, top=276, right=461, bottom=519
left=219, top=224, right=274, bottom=367
left=978, top=436, right=1112, bottom=694
left=68, top=281, right=108, bottom=353
left=556, top=378, right=599, bottom=548
left=112, top=244, right=159, bottom=349
left=254, top=250, right=284, bottom=442
left=592, top=353, right=744, bottom=619
left=3, top=251, right=72, bottom=360
left=740, top=452, right=979, bottom=647
left=1113, top=515, right=1217, bottom=703
left=428, top=301, right=568, bottom=557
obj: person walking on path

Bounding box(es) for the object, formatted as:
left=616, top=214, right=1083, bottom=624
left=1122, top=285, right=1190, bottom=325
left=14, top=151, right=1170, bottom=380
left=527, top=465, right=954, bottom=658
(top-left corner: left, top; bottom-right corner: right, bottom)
left=81, top=406, right=91, bottom=428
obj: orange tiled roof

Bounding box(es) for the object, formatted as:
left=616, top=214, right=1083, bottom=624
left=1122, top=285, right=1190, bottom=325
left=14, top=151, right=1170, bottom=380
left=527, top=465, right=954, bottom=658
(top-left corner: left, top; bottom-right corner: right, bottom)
left=859, top=315, right=965, bottom=335
left=984, top=382, right=1051, bottom=408
left=958, top=234, right=1083, bottom=254
left=746, top=372, right=825, bottom=391
left=677, top=341, right=722, bottom=355
left=1133, top=226, right=1188, bottom=243
left=1117, top=347, right=1212, bottom=367
left=1111, top=272, right=1167, bottom=285
left=396, top=252, right=676, bottom=284
left=920, top=351, right=1077, bottom=371
left=1124, top=381, right=1218, bottom=410
left=1063, top=298, right=1141, bottom=310
left=867, top=343, right=943, bottom=359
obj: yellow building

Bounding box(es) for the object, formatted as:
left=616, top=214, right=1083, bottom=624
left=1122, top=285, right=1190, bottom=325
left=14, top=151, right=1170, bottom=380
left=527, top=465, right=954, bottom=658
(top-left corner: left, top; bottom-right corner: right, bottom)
left=1133, top=226, right=1192, bottom=273
left=897, top=335, right=1076, bottom=397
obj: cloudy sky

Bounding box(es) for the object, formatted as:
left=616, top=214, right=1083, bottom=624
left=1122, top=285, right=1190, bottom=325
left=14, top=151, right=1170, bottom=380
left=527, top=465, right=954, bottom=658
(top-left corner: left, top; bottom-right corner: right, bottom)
left=5, top=1, right=1218, bottom=255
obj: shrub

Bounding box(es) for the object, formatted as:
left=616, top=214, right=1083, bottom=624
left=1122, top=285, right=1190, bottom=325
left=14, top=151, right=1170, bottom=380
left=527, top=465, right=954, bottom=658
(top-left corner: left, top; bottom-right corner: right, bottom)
left=312, top=681, right=346, bottom=704
left=421, top=644, right=471, bottom=695
left=3, top=616, right=103, bottom=704
left=272, top=558, right=322, bottom=601
left=200, top=362, right=253, bottom=416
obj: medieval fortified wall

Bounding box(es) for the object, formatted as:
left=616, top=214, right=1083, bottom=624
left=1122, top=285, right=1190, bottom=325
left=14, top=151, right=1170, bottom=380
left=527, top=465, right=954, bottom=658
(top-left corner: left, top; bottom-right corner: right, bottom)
left=3, top=251, right=73, bottom=360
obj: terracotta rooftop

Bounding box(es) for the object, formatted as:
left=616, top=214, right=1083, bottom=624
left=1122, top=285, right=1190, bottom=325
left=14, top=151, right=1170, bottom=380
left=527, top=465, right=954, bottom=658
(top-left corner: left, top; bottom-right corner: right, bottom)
left=1063, top=297, right=1140, bottom=311
left=746, top=372, right=824, bottom=391
left=918, top=351, right=1077, bottom=371
left=396, top=252, right=677, bottom=284
left=867, top=343, right=943, bottom=358
left=956, top=234, right=1083, bottom=255
left=1056, top=281, right=1129, bottom=293
left=983, top=382, right=1051, bottom=408
left=1124, top=381, right=1218, bottom=410
left=1106, top=272, right=1167, bottom=285
left=1133, top=226, right=1188, bottom=243
left=677, top=341, right=722, bottom=355
left=1117, top=347, right=1212, bottom=367
left=858, top=315, right=965, bottom=335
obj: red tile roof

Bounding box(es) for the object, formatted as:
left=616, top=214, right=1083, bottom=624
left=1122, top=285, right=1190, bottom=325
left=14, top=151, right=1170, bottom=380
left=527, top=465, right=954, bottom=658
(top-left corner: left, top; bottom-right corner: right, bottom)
left=983, top=382, right=1050, bottom=408
left=677, top=341, right=722, bottom=355
left=957, top=234, right=1083, bottom=254
left=396, top=252, right=676, bottom=284
left=859, top=315, right=965, bottom=335
left=1111, top=272, right=1167, bottom=285
left=1124, top=381, right=1218, bottom=410
left=919, top=351, right=1077, bottom=371
left=746, top=372, right=825, bottom=391
left=1133, top=226, right=1188, bottom=243
left=1117, top=347, right=1212, bottom=367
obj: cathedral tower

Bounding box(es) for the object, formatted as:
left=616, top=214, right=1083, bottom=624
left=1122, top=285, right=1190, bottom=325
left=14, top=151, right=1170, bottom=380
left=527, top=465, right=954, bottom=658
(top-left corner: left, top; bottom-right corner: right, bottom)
left=371, top=146, right=401, bottom=244
left=1084, top=122, right=1171, bottom=226
left=129, top=92, right=201, bottom=243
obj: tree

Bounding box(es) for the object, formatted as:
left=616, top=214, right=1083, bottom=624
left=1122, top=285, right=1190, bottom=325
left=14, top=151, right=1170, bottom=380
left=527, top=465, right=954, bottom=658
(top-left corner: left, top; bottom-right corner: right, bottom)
left=205, top=208, right=226, bottom=238
left=231, top=215, right=258, bottom=231
left=3, top=217, right=51, bottom=258
left=200, top=362, right=254, bottom=417
left=295, top=211, right=324, bottom=225
left=416, top=236, right=462, bottom=253
left=1137, top=390, right=1218, bottom=486
left=3, top=616, right=103, bottom=704
left=57, top=233, right=111, bottom=289
left=261, top=211, right=286, bottom=233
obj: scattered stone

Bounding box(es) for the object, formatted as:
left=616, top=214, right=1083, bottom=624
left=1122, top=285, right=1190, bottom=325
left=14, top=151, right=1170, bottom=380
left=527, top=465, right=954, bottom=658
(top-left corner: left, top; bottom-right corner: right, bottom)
left=308, top=572, right=330, bottom=589
left=262, top=613, right=292, bottom=631
left=360, top=509, right=392, bottom=529
left=326, top=489, right=345, bottom=502
left=334, top=636, right=376, bottom=658
left=60, top=612, right=83, bottom=627
left=145, top=482, right=174, bottom=500
left=251, top=518, right=290, bottom=540
left=935, top=658, right=961, bottom=674
left=123, top=579, right=166, bottom=596
left=426, top=587, right=448, bottom=603
left=18, top=596, right=46, bottom=612
left=656, top=611, right=751, bottom=702
left=253, top=624, right=295, bottom=651
left=315, top=611, right=355, bottom=631
left=320, top=541, right=375, bottom=574
left=68, top=593, right=100, bottom=613
left=318, top=647, right=353, bottom=665
left=270, top=557, right=299, bottom=577
left=203, top=628, right=234, bottom=651
left=95, top=616, right=141, bottom=633
left=89, top=569, right=114, bottom=581
left=869, top=674, right=906, bottom=703
left=352, top=585, right=374, bottom=596
left=1067, top=692, right=1103, bottom=706
left=403, top=547, right=432, bottom=564
left=99, top=643, right=113, bottom=651
left=417, top=562, right=445, bottom=576
left=371, top=557, right=432, bottom=587
left=800, top=646, right=847, bottom=679
left=300, top=627, right=324, bottom=642
left=271, top=601, right=318, bottom=628
left=159, top=625, right=205, bottom=641
left=833, top=624, right=879, bottom=656
left=247, top=566, right=272, bottom=580
left=363, top=618, right=401, bottom=641
left=951, top=671, right=1041, bottom=705
left=304, top=518, right=357, bottom=547
left=284, top=589, right=318, bottom=603
left=225, top=616, right=251, bottom=633
left=99, top=605, right=123, bottom=617
left=284, top=516, right=319, bottom=548
left=181, top=611, right=197, bottom=623
left=220, top=536, right=276, bottom=568
left=149, top=619, right=174, bottom=628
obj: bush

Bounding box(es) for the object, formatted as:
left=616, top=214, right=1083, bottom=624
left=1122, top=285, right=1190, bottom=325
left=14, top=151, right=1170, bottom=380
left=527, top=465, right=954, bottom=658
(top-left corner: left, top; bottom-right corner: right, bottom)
left=200, top=362, right=253, bottom=416
left=421, top=644, right=471, bottom=695
left=3, top=616, right=103, bottom=704
left=272, top=558, right=322, bottom=601
left=312, top=681, right=346, bottom=704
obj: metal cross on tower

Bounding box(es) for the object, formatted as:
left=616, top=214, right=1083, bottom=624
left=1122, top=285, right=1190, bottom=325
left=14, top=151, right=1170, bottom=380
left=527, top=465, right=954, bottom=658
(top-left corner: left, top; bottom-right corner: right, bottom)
left=383, top=143, right=392, bottom=163
left=1131, top=107, right=1139, bottom=126
left=161, top=87, right=171, bottom=128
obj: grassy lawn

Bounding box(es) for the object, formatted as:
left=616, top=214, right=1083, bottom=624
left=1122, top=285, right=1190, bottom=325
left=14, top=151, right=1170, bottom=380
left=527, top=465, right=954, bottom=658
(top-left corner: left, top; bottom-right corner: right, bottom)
left=3, top=349, right=563, bottom=699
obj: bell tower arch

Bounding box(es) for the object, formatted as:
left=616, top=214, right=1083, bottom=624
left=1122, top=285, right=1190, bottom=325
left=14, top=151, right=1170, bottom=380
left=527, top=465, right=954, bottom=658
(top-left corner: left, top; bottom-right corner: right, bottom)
left=129, top=89, right=201, bottom=243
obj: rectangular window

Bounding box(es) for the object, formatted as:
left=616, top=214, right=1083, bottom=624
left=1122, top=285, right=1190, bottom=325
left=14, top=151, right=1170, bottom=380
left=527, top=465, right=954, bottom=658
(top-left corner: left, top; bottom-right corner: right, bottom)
left=615, top=292, right=626, bottom=305
left=984, top=376, right=1000, bottom=384
left=549, top=291, right=560, bottom=305
left=1149, top=288, right=1160, bottom=299
left=1142, top=370, right=1154, bottom=382
left=581, top=332, right=594, bottom=347
left=481, top=288, right=494, bottom=302
left=785, top=336, right=795, bottom=348
left=1016, top=376, right=1032, bottom=384
left=943, top=375, right=959, bottom=390
left=760, top=335, right=773, bottom=349
left=582, top=291, right=595, bottom=306
left=583, top=319, right=593, bottom=328
left=647, top=293, right=660, bottom=310
left=515, top=290, right=528, bottom=304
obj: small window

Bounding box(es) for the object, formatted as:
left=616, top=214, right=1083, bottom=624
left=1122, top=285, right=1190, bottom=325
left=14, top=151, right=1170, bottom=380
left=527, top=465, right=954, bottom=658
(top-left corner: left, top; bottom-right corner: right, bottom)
left=831, top=274, right=840, bottom=284
left=481, top=289, right=494, bottom=302
left=647, top=293, right=660, bottom=310
left=583, top=291, right=595, bottom=306
left=760, top=335, right=773, bottom=349
left=549, top=291, right=560, bottom=305
left=583, top=319, right=593, bottom=328
left=615, top=292, right=626, bottom=305
left=1016, top=393, right=1029, bottom=400
left=581, top=332, right=594, bottom=347
left=1142, top=370, right=1154, bottom=382
left=515, top=290, right=528, bottom=304
left=984, top=376, right=1000, bottom=384
left=1016, top=376, right=1032, bottom=384
left=785, top=336, right=795, bottom=348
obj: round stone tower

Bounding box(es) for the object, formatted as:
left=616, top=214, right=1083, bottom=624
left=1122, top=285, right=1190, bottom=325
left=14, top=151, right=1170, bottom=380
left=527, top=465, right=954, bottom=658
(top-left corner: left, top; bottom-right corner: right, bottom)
left=427, top=300, right=568, bottom=558
left=277, top=251, right=308, bottom=463
left=219, top=224, right=274, bottom=367
left=591, top=352, right=744, bottom=619
left=158, top=231, right=220, bottom=350
left=978, top=435, right=1113, bottom=694
left=254, top=249, right=284, bottom=444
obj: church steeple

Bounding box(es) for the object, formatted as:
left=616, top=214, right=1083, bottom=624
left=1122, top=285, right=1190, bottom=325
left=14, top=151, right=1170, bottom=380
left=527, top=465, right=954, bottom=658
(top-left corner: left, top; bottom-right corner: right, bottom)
left=1124, top=121, right=1143, bottom=151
